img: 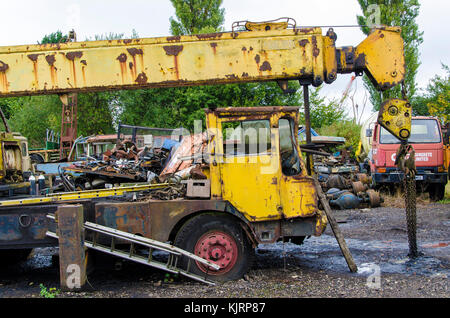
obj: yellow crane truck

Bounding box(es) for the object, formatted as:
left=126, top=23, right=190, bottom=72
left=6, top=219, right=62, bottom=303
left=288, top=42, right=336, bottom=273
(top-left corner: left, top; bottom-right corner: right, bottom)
left=0, top=19, right=407, bottom=281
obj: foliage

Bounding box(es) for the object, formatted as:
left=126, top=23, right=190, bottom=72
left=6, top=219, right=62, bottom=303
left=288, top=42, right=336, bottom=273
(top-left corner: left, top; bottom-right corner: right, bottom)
left=39, top=284, right=60, bottom=298
left=8, top=96, right=61, bottom=147
left=424, top=64, right=450, bottom=123
left=40, top=30, right=68, bottom=44
left=357, top=0, right=423, bottom=111
left=298, top=86, right=347, bottom=130
left=318, top=120, right=362, bottom=157
left=116, top=0, right=303, bottom=132
left=169, top=0, right=225, bottom=35
left=411, top=64, right=450, bottom=122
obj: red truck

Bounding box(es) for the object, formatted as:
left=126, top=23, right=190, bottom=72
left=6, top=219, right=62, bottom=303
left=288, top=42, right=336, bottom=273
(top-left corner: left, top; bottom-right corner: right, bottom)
left=367, top=116, right=448, bottom=201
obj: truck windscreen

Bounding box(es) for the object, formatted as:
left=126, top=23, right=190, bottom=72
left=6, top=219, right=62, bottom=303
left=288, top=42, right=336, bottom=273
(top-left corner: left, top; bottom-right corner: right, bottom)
left=380, top=119, right=441, bottom=144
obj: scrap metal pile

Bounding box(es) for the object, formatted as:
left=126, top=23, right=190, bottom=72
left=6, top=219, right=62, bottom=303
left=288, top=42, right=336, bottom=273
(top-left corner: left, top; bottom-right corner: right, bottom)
left=60, top=133, right=208, bottom=200
left=315, top=155, right=382, bottom=210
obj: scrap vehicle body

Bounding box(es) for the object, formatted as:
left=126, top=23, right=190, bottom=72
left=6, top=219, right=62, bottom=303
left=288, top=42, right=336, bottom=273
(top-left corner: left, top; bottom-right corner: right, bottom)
left=364, top=116, right=448, bottom=200
left=0, top=19, right=407, bottom=280
left=0, top=106, right=34, bottom=197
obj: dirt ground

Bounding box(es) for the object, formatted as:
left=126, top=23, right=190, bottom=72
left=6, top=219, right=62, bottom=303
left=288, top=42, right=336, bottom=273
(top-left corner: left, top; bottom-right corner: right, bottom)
left=0, top=202, right=448, bottom=299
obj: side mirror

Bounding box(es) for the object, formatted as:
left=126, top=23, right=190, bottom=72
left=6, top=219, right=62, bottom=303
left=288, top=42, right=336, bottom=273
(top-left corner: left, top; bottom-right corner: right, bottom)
left=366, top=129, right=373, bottom=138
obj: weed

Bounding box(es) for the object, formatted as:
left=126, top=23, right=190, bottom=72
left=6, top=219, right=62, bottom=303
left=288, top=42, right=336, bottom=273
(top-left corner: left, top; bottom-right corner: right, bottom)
left=39, top=284, right=60, bottom=298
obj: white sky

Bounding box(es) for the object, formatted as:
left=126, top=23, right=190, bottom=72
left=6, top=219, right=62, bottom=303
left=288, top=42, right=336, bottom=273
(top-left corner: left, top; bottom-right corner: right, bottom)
left=1, top=0, right=449, bottom=124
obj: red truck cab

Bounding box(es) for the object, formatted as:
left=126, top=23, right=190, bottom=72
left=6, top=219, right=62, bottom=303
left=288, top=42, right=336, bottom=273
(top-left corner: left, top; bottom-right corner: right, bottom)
left=369, top=117, right=448, bottom=200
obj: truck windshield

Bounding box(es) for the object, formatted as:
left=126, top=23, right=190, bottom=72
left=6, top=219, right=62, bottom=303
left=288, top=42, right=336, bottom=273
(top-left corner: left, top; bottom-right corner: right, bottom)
left=379, top=119, right=441, bottom=144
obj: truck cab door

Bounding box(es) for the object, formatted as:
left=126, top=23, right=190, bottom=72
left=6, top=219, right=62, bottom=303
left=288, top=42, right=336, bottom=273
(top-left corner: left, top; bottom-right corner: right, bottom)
left=214, top=118, right=282, bottom=222
left=276, top=118, right=318, bottom=219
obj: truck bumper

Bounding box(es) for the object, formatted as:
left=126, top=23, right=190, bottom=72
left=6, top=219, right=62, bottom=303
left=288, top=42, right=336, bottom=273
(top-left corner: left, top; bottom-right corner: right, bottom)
left=374, top=171, right=448, bottom=184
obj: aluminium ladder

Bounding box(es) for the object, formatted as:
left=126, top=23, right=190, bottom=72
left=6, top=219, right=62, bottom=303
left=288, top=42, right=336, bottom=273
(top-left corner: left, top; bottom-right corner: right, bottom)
left=46, top=214, right=220, bottom=285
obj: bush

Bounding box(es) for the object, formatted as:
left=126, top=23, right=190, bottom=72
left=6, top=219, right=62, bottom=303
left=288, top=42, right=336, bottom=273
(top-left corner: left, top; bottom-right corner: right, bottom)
left=318, top=120, right=361, bottom=158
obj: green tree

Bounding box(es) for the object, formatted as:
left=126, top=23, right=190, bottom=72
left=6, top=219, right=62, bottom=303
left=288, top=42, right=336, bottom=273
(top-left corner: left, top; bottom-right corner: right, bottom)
left=422, top=64, right=449, bottom=123
left=169, top=0, right=225, bottom=35
left=8, top=95, right=61, bottom=147
left=318, top=120, right=362, bottom=157
left=299, top=86, right=346, bottom=130
left=117, top=0, right=303, bottom=131
left=2, top=31, right=117, bottom=146
left=40, top=30, right=68, bottom=44
left=357, top=0, right=423, bottom=110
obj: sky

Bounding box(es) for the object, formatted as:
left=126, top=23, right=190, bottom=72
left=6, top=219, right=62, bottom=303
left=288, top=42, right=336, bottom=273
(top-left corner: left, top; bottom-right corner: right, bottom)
left=1, top=0, right=449, bottom=124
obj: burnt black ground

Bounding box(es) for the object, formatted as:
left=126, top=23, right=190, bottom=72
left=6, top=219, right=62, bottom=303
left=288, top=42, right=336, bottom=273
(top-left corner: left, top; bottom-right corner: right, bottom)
left=0, top=203, right=448, bottom=298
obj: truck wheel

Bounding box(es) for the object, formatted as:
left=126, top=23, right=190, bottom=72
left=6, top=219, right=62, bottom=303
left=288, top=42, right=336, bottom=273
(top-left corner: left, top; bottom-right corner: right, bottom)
left=174, top=213, right=254, bottom=282
left=30, top=154, right=44, bottom=164
left=429, top=183, right=445, bottom=201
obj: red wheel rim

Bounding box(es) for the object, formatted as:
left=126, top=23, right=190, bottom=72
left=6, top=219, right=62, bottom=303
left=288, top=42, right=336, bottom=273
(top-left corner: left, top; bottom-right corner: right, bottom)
left=194, top=231, right=238, bottom=275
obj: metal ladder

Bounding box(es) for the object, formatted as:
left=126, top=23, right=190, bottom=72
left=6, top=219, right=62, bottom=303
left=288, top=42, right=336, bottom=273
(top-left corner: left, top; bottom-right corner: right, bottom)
left=46, top=215, right=220, bottom=285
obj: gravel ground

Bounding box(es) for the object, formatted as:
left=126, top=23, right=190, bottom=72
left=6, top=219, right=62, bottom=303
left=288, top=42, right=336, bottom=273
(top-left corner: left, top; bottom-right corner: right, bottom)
left=0, top=203, right=448, bottom=299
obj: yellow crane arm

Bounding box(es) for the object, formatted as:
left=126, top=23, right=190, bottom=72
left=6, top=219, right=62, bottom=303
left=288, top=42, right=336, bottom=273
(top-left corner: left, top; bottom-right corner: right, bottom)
left=0, top=26, right=404, bottom=97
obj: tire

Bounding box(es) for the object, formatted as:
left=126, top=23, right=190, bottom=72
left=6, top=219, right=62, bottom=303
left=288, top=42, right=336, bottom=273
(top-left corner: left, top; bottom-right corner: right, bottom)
left=174, top=213, right=254, bottom=282
left=30, top=154, right=44, bottom=164
left=429, top=183, right=445, bottom=201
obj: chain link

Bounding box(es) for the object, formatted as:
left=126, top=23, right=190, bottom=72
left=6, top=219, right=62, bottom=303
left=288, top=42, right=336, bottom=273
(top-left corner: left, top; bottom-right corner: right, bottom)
left=396, top=142, right=419, bottom=258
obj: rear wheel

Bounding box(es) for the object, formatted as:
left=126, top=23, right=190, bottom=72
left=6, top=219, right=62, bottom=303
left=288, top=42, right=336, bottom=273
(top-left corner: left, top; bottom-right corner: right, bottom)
left=174, top=213, right=254, bottom=282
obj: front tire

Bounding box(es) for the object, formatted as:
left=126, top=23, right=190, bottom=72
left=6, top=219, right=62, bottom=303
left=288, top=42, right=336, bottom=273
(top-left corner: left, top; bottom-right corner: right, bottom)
left=174, top=213, right=254, bottom=282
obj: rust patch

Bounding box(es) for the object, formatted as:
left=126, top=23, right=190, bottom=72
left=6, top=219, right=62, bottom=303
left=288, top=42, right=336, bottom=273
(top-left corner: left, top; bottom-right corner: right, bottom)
left=0, top=61, right=9, bottom=72
left=311, top=36, right=320, bottom=58
left=355, top=53, right=366, bottom=70
left=299, top=39, right=309, bottom=47
left=166, top=36, right=181, bottom=42
left=210, top=42, right=217, bottom=54
left=259, top=61, right=272, bottom=72
left=80, top=60, right=87, bottom=66
left=81, top=66, right=86, bottom=86
left=123, top=39, right=132, bottom=44
left=129, top=62, right=134, bottom=70
left=45, top=55, right=56, bottom=66
left=225, top=74, right=238, bottom=80
left=195, top=33, right=223, bottom=40
left=163, top=45, right=183, bottom=56
left=127, top=48, right=143, bottom=57
left=0, top=72, right=8, bottom=92
left=117, top=53, right=127, bottom=63
left=135, top=72, right=148, bottom=84
left=66, top=51, right=83, bottom=61
left=49, top=64, right=58, bottom=87
left=242, top=46, right=247, bottom=52
left=300, top=28, right=315, bottom=33
left=27, top=54, right=41, bottom=62
left=242, top=72, right=249, bottom=77
left=254, top=54, right=260, bottom=64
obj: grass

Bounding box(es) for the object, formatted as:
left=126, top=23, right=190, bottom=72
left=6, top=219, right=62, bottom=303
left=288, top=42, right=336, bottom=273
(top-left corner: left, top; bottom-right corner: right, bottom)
left=438, top=182, right=450, bottom=204
left=381, top=182, right=450, bottom=207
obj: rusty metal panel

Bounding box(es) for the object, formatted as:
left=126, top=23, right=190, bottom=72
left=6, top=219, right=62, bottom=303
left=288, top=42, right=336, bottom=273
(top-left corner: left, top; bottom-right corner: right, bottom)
left=94, top=200, right=229, bottom=243
left=0, top=28, right=329, bottom=97
left=0, top=204, right=58, bottom=249
left=56, top=205, right=87, bottom=291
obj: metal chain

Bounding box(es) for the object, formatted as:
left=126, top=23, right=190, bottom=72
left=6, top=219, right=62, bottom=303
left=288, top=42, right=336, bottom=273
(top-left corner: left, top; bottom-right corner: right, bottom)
left=396, top=142, right=419, bottom=258
left=404, top=165, right=418, bottom=257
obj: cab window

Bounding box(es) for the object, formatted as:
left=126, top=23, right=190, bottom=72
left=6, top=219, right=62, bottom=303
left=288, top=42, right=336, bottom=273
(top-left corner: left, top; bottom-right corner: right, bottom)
left=279, top=118, right=301, bottom=176
left=222, top=120, right=271, bottom=156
